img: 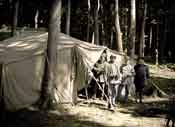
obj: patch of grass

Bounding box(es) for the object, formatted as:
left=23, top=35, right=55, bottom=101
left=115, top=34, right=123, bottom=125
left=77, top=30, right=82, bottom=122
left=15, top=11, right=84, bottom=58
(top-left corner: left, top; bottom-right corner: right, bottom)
left=151, top=77, right=175, bottom=95
left=0, top=32, right=11, bottom=41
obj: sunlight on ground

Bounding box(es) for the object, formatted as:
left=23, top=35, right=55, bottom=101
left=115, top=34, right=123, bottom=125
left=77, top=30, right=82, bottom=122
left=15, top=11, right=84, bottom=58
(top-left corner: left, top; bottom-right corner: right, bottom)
left=61, top=99, right=165, bottom=127
left=149, top=64, right=175, bottom=79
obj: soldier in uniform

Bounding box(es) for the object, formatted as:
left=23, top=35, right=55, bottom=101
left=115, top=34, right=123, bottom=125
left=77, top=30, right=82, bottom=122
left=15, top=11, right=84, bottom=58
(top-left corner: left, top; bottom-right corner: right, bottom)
left=120, top=56, right=134, bottom=103
left=107, top=55, right=121, bottom=110
left=92, top=50, right=108, bottom=100
left=134, top=57, right=150, bottom=103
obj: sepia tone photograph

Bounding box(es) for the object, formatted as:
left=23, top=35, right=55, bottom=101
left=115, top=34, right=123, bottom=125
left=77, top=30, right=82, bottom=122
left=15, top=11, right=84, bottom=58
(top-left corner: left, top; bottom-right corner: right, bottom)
left=0, top=0, right=175, bottom=127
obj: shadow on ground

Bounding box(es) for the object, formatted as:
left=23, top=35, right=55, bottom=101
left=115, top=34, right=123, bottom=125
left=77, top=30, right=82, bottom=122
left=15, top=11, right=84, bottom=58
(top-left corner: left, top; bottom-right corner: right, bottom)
left=0, top=108, right=129, bottom=127
left=151, top=77, right=175, bottom=95
left=118, top=99, right=168, bottom=118
left=0, top=32, right=11, bottom=41
left=117, top=75, right=175, bottom=118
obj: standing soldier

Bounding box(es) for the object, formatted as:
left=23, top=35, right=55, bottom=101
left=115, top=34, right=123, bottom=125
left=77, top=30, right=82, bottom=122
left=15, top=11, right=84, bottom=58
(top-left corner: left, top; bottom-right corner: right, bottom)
left=107, top=55, right=121, bottom=110
left=134, top=57, right=150, bottom=103
left=92, top=50, right=108, bottom=100
left=120, top=56, right=134, bottom=103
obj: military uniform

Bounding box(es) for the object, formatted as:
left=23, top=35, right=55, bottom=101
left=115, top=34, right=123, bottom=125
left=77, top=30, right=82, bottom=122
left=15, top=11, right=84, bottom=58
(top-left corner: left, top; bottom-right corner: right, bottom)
left=92, top=60, right=108, bottom=99
left=120, top=63, right=134, bottom=102
left=107, top=59, right=121, bottom=109
left=134, top=63, right=150, bottom=103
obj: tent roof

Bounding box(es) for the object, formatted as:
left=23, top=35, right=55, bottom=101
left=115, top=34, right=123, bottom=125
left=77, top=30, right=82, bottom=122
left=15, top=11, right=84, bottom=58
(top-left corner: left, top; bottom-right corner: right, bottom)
left=0, top=32, right=110, bottom=64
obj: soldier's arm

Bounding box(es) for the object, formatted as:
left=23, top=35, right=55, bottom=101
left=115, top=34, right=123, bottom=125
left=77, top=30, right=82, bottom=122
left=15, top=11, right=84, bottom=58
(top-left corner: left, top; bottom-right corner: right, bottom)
left=146, top=66, right=150, bottom=79
left=117, top=65, right=122, bottom=82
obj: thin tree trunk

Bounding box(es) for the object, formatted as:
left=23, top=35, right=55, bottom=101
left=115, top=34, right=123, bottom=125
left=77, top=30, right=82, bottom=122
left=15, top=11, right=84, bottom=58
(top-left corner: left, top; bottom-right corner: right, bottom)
left=87, top=0, right=91, bottom=42
left=35, top=9, right=39, bottom=29
left=155, top=23, right=159, bottom=65
left=101, top=23, right=105, bottom=46
left=129, top=0, right=136, bottom=57
left=110, top=30, right=114, bottom=49
left=149, top=25, right=152, bottom=50
left=11, top=0, right=19, bottom=36
left=160, top=11, right=167, bottom=62
left=39, top=0, right=61, bottom=110
left=66, top=0, right=71, bottom=35
left=114, top=0, right=123, bottom=52
left=139, top=1, right=147, bottom=57
left=94, top=0, right=100, bottom=45
left=92, top=32, right=95, bottom=44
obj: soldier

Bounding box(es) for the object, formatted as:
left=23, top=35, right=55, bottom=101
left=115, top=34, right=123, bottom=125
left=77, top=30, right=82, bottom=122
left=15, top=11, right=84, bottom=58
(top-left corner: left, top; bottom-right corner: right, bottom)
left=134, top=57, right=150, bottom=103
left=107, top=55, right=121, bottom=110
left=92, top=50, right=108, bottom=100
left=120, top=56, right=134, bottom=103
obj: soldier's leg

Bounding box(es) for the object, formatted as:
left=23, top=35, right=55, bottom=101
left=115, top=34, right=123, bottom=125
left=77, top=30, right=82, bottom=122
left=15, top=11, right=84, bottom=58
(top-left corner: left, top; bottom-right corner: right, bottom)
left=100, top=82, right=105, bottom=100
left=172, top=120, right=174, bottom=127
left=117, top=84, right=123, bottom=101
left=92, top=82, right=98, bottom=99
left=135, top=87, right=139, bottom=103
left=124, top=84, right=129, bottom=103
left=108, top=84, right=114, bottom=109
left=125, top=77, right=132, bottom=102
left=139, top=89, right=143, bottom=103
left=113, top=84, right=120, bottom=106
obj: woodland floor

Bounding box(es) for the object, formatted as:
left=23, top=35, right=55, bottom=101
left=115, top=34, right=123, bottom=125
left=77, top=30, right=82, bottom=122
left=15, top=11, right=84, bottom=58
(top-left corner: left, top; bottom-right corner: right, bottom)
left=1, top=97, right=169, bottom=127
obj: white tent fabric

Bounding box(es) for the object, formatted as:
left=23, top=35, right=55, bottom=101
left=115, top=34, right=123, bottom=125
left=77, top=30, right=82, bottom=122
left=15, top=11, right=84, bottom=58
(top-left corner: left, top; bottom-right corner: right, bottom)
left=0, top=32, right=125, bottom=111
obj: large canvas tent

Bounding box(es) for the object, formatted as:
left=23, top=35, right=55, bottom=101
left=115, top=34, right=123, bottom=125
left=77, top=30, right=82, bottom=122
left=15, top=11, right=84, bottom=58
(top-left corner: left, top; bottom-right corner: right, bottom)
left=0, top=32, right=125, bottom=111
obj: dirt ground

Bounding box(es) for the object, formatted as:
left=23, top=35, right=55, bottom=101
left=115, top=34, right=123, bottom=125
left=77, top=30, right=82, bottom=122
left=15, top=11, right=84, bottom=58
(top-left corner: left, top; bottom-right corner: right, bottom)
left=66, top=98, right=167, bottom=127
left=1, top=97, right=169, bottom=127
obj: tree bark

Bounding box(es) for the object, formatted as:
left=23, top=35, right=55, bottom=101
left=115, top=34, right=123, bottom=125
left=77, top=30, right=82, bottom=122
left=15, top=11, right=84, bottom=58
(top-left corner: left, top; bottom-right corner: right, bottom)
left=110, top=29, right=114, bottom=49
left=66, top=0, right=71, bottom=35
left=149, top=25, right=152, bottom=50
left=128, top=0, right=136, bottom=57
left=39, top=0, right=61, bottom=110
left=139, top=1, right=147, bottom=57
left=87, top=0, right=91, bottom=42
left=92, top=31, right=95, bottom=44
left=160, top=9, right=167, bottom=62
left=101, top=23, right=105, bottom=46
left=94, top=0, right=100, bottom=45
left=11, top=0, right=19, bottom=36
left=114, top=0, right=123, bottom=52
left=35, top=9, right=39, bottom=29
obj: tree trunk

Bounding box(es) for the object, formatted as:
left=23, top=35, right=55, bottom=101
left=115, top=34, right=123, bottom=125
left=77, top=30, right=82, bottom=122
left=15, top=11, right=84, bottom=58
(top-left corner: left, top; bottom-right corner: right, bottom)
left=128, top=0, right=136, bottom=57
left=101, top=23, right=105, bottom=46
left=66, top=0, right=71, bottom=35
left=87, top=0, right=91, bottom=42
left=139, top=1, right=147, bottom=57
left=39, top=0, right=61, bottom=110
left=92, top=32, right=95, bottom=44
left=110, top=29, right=114, bottom=49
left=11, top=0, right=19, bottom=36
left=160, top=11, right=167, bottom=62
left=114, top=0, right=123, bottom=52
left=149, top=25, right=152, bottom=50
left=155, top=23, right=160, bottom=65
left=94, top=0, right=100, bottom=45
left=35, top=9, right=39, bottom=29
